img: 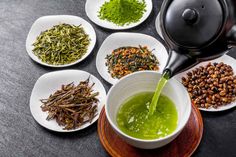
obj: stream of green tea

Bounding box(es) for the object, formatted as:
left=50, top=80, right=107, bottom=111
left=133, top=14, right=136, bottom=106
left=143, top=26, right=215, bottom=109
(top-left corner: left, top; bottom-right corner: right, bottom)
left=149, top=71, right=170, bottom=115
left=116, top=71, right=177, bottom=140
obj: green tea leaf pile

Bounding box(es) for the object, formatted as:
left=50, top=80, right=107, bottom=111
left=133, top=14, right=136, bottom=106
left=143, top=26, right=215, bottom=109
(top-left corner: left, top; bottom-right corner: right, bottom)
left=32, top=23, right=90, bottom=65
left=98, top=0, right=146, bottom=26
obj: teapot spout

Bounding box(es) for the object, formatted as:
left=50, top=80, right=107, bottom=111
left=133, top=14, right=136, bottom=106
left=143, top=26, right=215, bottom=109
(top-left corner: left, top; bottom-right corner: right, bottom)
left=163, top=50, right=198, bottom=78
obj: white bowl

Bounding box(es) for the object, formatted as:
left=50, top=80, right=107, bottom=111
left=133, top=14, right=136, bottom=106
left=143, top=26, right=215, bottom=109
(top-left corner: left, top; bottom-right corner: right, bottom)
left=26, top=15, right=96, bottom=67
left=96, top=32, right=168, bottom=84
left=105, top=71, right=191, bottom=149
left=85, top=0, right=153, bottom=30
left=30, top=70, right=106, bottom=132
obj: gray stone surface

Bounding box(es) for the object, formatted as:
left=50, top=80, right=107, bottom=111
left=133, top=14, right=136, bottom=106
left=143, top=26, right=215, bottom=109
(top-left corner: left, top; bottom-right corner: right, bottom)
left=0, top=0, right=235, bottom=157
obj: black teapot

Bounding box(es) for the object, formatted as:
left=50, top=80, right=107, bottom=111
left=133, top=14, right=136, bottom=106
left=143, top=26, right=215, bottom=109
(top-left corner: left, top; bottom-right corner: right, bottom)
left=160, top=0, right=236, bottom=78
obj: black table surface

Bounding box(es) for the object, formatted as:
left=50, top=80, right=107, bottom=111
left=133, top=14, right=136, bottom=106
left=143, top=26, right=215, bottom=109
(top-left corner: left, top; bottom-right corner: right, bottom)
left=0, top=0, right=235, bottom=157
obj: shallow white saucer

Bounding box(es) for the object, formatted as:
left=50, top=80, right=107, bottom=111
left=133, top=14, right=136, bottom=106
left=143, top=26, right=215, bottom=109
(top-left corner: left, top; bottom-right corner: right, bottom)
left=85, top=0, right=153, bottom=30
left=26, top=15, right=96, bottom=67
left=175, top=55, right=236, bottom=112
left=96, top=32, right=169, bottom=84
left=30, top=70, right=106, bottom=132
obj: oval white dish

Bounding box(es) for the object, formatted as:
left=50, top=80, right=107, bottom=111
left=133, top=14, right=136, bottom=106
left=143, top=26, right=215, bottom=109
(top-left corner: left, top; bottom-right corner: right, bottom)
left=85, top=0, right=153, bottom=30
left=30, top=70, right=106, bottom=132
left=26, top=15, right=96, bottom=67
left=96, top=32, right=169, bottom=84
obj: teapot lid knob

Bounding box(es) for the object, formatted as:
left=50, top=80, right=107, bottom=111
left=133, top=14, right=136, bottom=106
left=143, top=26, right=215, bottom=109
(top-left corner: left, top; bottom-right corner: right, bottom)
left=161, top=0, right=224, bottom=48
left=182, top=9, right=198, bottom=24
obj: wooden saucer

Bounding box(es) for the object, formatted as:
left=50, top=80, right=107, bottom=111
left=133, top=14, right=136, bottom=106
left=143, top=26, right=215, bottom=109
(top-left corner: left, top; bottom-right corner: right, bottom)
left=98, top=104, right=203, bottom=157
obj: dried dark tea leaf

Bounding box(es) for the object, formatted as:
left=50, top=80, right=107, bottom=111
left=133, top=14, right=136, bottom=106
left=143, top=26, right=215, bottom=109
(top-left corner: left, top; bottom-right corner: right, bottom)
left=40, top=78, right=99, bottom=130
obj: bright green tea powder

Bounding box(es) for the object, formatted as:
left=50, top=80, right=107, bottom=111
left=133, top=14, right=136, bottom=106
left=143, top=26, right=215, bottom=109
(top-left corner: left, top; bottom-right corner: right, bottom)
left=117, top=92, right=178, bottom=140
left=98, top=0, right=146, bottom=26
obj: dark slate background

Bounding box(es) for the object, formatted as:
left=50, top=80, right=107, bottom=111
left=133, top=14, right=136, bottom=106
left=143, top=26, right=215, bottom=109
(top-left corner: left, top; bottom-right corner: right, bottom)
left=0, top=0, right=235, bottom=157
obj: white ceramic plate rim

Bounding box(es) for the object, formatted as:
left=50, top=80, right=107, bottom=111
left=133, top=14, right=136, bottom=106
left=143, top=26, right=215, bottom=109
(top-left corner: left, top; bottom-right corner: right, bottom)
left=175, top=54, right=236, bottom=112
left=85, top=0, right=153, bottom=30
left=96, top=32, right=169, bottom=84
left=26, top=15, right=96, bottom=68
left=30, top=70, right=106, bottom=132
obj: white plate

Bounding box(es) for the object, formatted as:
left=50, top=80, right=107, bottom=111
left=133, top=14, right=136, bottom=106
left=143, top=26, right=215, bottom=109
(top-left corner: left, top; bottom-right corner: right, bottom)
left=85, top=0, right=153, bottom=30
left=96, top=32, right=169, bottom=84
left=174, top=55, right=236, bottom=112
left=30, top=70, right=106, bottom=132
left=26, top=15, right=96, bottom=67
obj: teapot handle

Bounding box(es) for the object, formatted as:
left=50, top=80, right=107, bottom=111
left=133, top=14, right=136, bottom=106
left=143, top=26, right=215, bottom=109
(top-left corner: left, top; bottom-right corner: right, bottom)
left=227, top=25, right=236, bottom=47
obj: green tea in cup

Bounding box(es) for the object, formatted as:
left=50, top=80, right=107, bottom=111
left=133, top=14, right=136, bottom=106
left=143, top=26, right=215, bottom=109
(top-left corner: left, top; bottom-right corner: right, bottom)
left=117, top=92, right=178, bottom=140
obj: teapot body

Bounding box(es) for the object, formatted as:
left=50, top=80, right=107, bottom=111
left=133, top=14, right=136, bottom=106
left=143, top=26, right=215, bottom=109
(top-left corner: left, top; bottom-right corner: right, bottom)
left=159, top=0, right=236, bottom=77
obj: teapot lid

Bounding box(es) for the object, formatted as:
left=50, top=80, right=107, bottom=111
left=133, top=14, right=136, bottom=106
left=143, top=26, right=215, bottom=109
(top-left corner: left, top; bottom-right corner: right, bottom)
left=161, top=0, right=224, bottom=48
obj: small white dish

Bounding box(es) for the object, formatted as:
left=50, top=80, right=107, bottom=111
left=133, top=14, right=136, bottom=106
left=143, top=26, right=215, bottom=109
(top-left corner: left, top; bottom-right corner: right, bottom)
left=26, top=15, right=96, bottom=67
left=175, top=55, right=236, bottom=112
left=85, top=0, right=153, bottom=30
left=96, top=32, right=169, bottom=84
left=106, top=71, right=191, bottom=149
left=30, top=70, right=106, bottom=132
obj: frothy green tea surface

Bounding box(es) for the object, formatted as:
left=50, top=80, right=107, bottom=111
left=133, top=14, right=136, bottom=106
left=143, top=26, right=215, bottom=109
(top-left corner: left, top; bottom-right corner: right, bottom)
left=117, top=92, right=178, bottom=140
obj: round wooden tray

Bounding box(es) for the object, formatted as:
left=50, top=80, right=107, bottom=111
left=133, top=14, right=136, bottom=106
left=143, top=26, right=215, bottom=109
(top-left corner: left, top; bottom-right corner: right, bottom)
left=98, top=104, right=203, bottom=157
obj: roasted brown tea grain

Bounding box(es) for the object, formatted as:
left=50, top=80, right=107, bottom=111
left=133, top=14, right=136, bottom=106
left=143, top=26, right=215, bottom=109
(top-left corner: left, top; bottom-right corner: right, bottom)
left=105, top=46, right=159, bottom=79
left=182, top=62, right=236, bottom=109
